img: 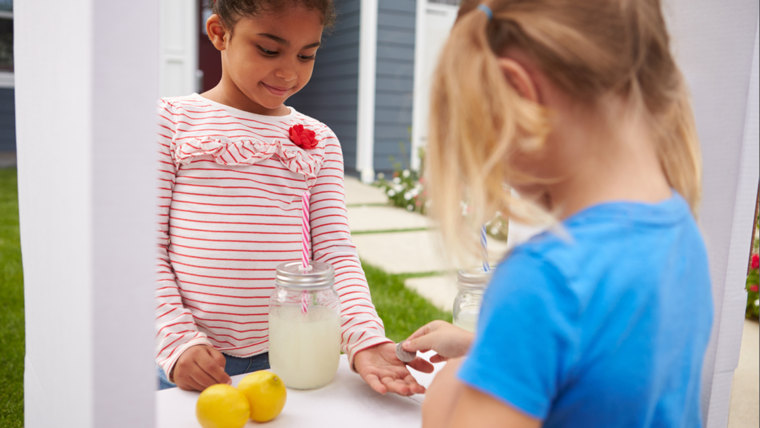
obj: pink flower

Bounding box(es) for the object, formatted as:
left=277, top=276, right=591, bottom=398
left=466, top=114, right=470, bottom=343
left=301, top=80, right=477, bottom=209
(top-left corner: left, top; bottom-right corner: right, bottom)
left=288, top=124, right=318, bottom=150
left=750, top=284, right=759, bottom=293
left=751, top=253, right=759, bottom=270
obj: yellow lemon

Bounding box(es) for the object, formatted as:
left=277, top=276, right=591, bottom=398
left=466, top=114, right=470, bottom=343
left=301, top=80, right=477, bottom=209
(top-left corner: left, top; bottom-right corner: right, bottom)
left=196, top=384, right=250, bottom=428
left=236, top=370, right=287, bottom=423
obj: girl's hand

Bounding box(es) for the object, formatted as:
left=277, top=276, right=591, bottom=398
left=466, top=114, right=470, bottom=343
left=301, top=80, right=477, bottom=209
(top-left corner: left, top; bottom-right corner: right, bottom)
left=354, top=342, right=432, bottom=396
left=170, top=344, right=231, bottom=391
left=402, top=320, right=474, bottom=363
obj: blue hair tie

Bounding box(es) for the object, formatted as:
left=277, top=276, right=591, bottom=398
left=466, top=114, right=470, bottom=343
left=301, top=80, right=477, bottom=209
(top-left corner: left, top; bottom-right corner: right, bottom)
left=477, top=4, right=493, bottom=20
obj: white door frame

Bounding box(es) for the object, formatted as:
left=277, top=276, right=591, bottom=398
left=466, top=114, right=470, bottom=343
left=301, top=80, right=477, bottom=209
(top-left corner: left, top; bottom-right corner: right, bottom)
left=356, top=0, right=378, bottom=183
left=159, top=0, right=199, bottom=97
left=411, top=1, right=458, bottom=172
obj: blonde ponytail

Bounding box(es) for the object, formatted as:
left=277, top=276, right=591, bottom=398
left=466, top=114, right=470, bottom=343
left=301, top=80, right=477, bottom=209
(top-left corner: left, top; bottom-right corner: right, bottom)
left=426, top=0, right=702, bottom=263
left=655, top=81, right=702, bottom=214
left=426, top=8, right=550, bottom=263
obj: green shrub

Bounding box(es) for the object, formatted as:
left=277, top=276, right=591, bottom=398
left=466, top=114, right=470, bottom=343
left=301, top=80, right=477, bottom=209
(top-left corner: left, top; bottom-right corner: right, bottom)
left=746, top=206, right=759, bottom=320
left=374, top=168, right=428, bottom=215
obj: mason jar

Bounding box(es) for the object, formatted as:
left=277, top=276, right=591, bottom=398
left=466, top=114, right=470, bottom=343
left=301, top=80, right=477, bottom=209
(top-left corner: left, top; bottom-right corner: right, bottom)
left=452, top=267, right=492, bottom=333
left=268, top=261, right=341, bottom=390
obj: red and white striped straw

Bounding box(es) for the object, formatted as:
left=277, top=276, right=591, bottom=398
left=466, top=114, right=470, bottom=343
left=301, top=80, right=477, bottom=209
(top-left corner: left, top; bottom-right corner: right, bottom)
left=481, top=226, right=490, bottom=272
left=300, top=191, right=311, bottom=314
left=301, top=191, right=310, bottom=269
left=301, top=291, right=309, bottom=315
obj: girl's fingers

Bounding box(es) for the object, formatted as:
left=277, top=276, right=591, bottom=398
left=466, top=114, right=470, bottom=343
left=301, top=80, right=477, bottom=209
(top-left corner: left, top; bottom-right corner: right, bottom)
left=382, top=376, right=411, bottom=396
left=401, top=339, right=420, bottom=351
left=404, top=332, right=441, bottom=353
left=402, top=340, right=431, bottom=353
left=429, top=354, right=448, bottom=364
left=363, top=373, right=388, bottom=395
left=199, top=348, right=231, bottom=385
left=180, top=380, right=203, bottom=392
left=178, top=371, right=206, bottom=391
left=202, top=362, right=231, bottom=385
left=403, top=374, right=426, bottom=395
left=405, top=323, right=432, bottom=342
left=406, top=320, right=446, bottom=341
left=407, top=357, right=435, bottom=373
left=206, top=346, right=228, bottom=367
left=191, top=363, right=219, bottom=389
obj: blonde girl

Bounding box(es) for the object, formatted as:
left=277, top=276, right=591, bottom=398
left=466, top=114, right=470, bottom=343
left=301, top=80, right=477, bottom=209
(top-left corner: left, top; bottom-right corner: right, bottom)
left=405, top=0, right=713, bottom=426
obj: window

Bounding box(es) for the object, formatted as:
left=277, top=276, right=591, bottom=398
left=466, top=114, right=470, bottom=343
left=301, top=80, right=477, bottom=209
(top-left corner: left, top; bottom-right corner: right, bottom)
left=0, top=0, right=12, bottom=88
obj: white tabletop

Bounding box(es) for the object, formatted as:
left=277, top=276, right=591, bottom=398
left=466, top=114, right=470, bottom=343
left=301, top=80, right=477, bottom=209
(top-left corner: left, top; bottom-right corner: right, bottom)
left=156, top=354, right=442, bottom=428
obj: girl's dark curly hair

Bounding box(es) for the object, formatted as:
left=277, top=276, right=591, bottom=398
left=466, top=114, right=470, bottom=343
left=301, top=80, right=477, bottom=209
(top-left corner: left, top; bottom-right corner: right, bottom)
left=213, top=0, right=336, bottom=31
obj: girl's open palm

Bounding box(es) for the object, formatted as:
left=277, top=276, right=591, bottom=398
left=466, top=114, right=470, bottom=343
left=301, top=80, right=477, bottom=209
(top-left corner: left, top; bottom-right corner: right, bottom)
left=354, top=342, right=433, bottom=396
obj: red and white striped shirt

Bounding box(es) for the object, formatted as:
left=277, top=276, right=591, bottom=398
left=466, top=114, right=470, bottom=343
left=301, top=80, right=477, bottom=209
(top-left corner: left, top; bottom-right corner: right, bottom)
left=155, top=94, right=390, bottom=376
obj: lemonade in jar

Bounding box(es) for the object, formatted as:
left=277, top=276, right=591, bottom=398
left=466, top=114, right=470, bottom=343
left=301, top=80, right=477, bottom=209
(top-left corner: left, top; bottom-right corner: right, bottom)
left=452, top=267, right=491, bottom=332
left=268, top=261, right=341, bottom=390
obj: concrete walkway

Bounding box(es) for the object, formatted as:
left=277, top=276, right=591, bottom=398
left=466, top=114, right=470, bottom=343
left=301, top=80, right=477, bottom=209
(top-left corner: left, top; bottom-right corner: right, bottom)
left=345, top=176, right=511, bottom=312
left=0, top=152, right=16, bottom=168
left=344, top=176, right=758, bottom=426
left=728, top=319, right=759, bottom=427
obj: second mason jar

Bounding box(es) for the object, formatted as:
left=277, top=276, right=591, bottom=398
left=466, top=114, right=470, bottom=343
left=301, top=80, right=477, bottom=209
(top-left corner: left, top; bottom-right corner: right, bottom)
left=268, top=261, right=341, bottom=390
left=452, top=267, right=492, bottom=332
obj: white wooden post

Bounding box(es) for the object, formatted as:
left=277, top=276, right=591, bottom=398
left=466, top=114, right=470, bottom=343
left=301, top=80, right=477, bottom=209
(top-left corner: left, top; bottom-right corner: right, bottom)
left=665, top=1, right=759, bottom=426
left=356, top=0, right=378, bottom=183
left=15, top=1, right=158, bottom=427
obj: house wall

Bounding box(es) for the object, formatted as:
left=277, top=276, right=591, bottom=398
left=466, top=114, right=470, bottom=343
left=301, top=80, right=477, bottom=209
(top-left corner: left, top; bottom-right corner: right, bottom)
left=288, top=0, right=362, bottom=176
left=0, top=5, right=14, bottom=154
left=289, top=0, right=417, bottom=177
left=373, top=0, right=416, bottom=173
left=0, top=87, right=15, bottom=152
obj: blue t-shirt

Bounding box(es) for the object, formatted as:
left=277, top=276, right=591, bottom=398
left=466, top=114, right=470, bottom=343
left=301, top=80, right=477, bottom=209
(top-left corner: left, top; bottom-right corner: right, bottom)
left=458, top=193, right=713, bottom=427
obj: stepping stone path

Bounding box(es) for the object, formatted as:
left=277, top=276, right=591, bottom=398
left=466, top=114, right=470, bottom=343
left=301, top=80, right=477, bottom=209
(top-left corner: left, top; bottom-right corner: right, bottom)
left=345, top=176, right=510, bottom=312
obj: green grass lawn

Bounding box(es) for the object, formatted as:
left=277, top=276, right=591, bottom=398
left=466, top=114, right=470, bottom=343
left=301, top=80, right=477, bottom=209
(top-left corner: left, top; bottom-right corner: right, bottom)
left=0, top=167, right=449, bottom=427
left=0, top=167, right=23, bottom=428
left=363, top=262, right=452, bottom=342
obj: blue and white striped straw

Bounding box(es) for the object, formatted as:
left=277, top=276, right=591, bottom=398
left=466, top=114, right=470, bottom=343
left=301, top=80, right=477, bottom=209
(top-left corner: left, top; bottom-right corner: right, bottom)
left=480, top=226, right=490, bottom=272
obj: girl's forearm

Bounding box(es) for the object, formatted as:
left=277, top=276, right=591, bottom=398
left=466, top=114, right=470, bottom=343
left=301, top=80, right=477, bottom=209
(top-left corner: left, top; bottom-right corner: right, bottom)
left=421, top=358, right=465, bottom=428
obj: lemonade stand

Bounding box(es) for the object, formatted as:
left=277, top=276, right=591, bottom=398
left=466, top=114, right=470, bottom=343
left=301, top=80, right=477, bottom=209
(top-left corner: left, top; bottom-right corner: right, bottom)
left=156, top=356, right=438, bottom=427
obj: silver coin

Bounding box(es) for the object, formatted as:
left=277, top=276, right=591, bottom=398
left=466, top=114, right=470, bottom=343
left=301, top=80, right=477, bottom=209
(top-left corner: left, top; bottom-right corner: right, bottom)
left=395, top=342, right=416, bottom=363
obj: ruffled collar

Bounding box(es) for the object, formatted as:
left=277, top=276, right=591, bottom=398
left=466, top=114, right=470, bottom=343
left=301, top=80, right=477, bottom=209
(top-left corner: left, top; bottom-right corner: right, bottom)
left=171, top=94, right=324, bottom=178
left=174, top=136, right=323, bottom=178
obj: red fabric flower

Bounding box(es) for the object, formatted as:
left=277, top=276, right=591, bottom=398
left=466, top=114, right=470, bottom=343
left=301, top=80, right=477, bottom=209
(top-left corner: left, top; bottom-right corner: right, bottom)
left=750, top=284, right=759, bottom=293
left=288, top=124, right=318, bottom=150
left=752, top=253, right=759, bottom=270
